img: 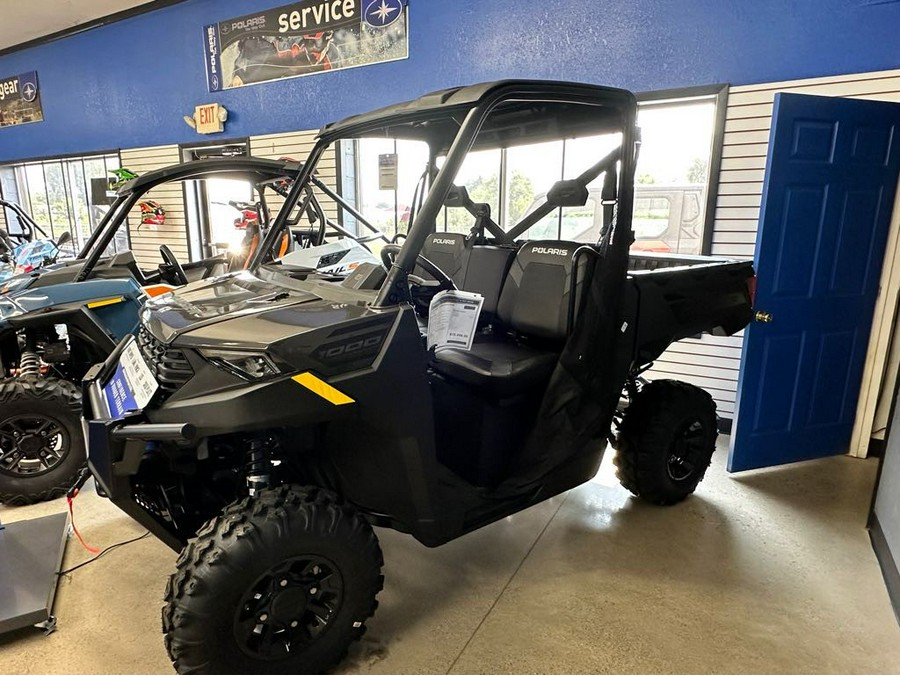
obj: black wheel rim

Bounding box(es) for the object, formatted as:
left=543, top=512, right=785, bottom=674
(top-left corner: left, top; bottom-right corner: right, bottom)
left=0, top=413, right=70, bottom=477
left=233, top=555, right=344, bottom=661
left=666, top=418, right=707, bottom=482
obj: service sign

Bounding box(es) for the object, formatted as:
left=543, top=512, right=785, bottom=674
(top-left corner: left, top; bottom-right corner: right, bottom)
left=0, top=71, right=43, bottom=129
left=203, top=0, right=408, bottom=92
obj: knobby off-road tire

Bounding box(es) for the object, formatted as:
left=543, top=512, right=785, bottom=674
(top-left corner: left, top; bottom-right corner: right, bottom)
left=163, top=485, right=384, bottom=675
left=614, top=379, right=717, bottom=505
left=0, top=377, right=85, bottom=506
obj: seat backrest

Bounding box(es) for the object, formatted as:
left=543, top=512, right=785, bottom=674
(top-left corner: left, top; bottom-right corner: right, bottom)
left=420, top=231, right=471, bottom=286
left=496, top=240, right=582, bottom=342
left=461, top=245, right=516, bottom=319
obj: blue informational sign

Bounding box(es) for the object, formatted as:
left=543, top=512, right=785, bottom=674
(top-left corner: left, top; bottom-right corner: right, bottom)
left=203, top=0, right=408, bottom=93
left=103, top=363, right=140, bottom=419
left=0, top=71, right=43, bottom=128
left=101, top=339, right=158, bottom=419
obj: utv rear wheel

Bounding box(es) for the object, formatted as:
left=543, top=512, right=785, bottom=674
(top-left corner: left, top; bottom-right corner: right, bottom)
left=0, top=377, right=85, bottom=506
left=163, top=486, right=384, bottom=675
left=614, top=380, right=717, bottom=505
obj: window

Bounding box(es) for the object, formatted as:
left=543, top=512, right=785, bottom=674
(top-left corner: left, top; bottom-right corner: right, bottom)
left=441, top=91, right=721, bottom=253
left=633, top=93, right=720, bottom=254
left=182, top=142, right=253, bottom=260
left=355, top=138, right=430, bottom=239
left=503, top=141, right=563, bottom=231
left=435, top=133, right=619, bottom=241
left=343, top=87, right=723, bottom=254
left=633, top=197, right=672, bottom=238
left=0, top=153, right=121, bottom=252
left=441, top=149, right=501, bottom=234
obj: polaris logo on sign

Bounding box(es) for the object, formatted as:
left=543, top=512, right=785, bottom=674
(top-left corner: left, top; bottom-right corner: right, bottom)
left=364, top=0, right=403, bottom=27
left=532, top=247, right=569, bottom=257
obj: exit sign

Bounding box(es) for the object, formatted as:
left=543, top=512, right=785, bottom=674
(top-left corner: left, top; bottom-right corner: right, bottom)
left=194, top=103, right=226, bottom=134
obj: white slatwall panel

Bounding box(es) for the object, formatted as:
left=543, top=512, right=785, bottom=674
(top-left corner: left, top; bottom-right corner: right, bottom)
left=647, top=68, right=900, bottom=421
left=0, top=204, right=6, bottom=234
left=249, top=130, right=339, bottom=221
left=119, top=145, right=185, bottom=269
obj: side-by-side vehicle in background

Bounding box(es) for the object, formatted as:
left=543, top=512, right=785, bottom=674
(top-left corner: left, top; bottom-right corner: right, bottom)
left=0, top=198, right=76, bottom=282
left=0, top=156, right=385, bottom=505
left=82, top=80, right=756, bottom=674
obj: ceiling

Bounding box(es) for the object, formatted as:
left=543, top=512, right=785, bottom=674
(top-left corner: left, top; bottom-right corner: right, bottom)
left=0, top=0, right=158, bottom=53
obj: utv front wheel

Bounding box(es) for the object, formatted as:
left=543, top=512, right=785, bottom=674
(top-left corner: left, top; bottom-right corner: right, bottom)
left=614, top=379, right=717, bottom=505
left=0, top=377, right=85, bottom=506
left=163, top=486, right=384, bottom=675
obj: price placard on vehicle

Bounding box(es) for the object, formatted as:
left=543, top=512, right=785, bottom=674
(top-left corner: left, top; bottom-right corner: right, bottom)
left=103, top=339, right=159, bottom=418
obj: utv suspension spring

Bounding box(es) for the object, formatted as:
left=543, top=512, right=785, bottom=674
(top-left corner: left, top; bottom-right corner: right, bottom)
left=18, top=350, right=41, bottom=377
left=245, top=440, right=271, bottom=497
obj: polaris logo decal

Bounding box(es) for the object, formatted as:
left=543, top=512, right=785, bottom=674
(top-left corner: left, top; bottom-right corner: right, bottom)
left=432, top=238, right=457, bottom=245
left=364, top=0, right=403, bottom=27
left=532, top=247, right=569, bottom=256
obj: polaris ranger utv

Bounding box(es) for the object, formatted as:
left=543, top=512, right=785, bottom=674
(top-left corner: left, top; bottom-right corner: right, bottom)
left=0, top=158, right=310, bottom=505
left=83, top=80, right=755, bottom=674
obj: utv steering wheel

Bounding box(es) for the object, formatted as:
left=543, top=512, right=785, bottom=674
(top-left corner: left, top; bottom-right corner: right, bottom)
left=159, top=244, right=188, bottom=286
left=380, top=243, right=456, bottom=291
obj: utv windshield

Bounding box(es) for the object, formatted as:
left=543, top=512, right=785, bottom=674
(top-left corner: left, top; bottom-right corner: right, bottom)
left=251, top=81, right=637, bottom=305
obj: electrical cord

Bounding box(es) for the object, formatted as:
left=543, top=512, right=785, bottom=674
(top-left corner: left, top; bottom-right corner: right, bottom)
left=58, top=467, right=151, bottom=576
left=57, top=531, right=151, bottom=576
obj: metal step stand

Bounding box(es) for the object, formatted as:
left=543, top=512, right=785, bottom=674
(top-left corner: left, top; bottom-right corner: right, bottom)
left=0, top=511, right=69, bottom=636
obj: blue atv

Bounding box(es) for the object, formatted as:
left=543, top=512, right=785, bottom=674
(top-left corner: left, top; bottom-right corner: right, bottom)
left=0, top=157, right=302, bottom=504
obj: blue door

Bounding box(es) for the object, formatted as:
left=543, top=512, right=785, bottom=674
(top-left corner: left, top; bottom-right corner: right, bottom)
left=729, top=93, right=900, bottom=472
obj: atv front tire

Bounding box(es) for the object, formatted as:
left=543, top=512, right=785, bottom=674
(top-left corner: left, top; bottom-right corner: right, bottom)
left=614, top=379, right=717, bottom=505
left=0, top=377, right=85, bottom=506
left=163, top=485, right=384, bottom=675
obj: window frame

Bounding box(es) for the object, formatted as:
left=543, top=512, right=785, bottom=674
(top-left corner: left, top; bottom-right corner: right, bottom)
left=330, top=84, right=732, bottom=253
left=0, top=148, right=122, bottom=249
left=431, top=83, right=729, bottom=252
left=179, top=137, right=251, bottom=261
left=636, top=83, right=729, bottom=256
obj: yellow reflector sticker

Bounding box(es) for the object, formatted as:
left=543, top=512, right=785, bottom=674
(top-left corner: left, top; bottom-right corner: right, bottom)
left=292, top=372, right=355, bottom=406
left=87, top=297, right=124, bottom=309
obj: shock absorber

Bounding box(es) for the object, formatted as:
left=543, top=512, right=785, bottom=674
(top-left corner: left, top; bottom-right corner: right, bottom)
left=245, top=438, right=271, bottom=496
left=18, top=350, right=41, bottom=377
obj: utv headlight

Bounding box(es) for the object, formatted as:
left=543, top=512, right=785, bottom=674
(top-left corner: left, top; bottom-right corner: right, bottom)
left=200, top=349, right=281, bottom=380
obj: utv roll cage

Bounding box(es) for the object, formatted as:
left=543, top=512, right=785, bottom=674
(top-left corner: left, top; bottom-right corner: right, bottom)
left=0, top=199, right=51, bottom=248
left=250, top=80, right=638, bottom=306
left=74, top=157, right=301, bottom=283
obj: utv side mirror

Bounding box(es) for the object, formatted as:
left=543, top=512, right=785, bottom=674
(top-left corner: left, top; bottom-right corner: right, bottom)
left=56, top=231, right=72, bottom=248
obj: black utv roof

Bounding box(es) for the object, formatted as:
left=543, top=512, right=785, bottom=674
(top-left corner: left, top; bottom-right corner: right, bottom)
left=120, top=157, right=301, bottom=195
left=320, top=79, right=636, bottom=152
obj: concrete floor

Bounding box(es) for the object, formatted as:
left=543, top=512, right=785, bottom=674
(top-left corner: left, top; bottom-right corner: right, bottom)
left=1, top=438, right=899, bottom=674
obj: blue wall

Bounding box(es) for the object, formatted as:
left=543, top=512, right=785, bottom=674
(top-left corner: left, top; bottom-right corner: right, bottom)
left=1, top=0, right=900, bottom=162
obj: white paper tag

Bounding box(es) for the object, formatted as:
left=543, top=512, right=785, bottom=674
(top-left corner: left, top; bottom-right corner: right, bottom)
left=378, top=153, right=398, bottom=190
left=120, top=339, right=159, bottom=408
left=427, top=290, right=484, bottom=351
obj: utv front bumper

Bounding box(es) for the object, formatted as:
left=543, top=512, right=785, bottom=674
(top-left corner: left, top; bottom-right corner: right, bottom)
left=82, top=356, right=196, bottom=551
